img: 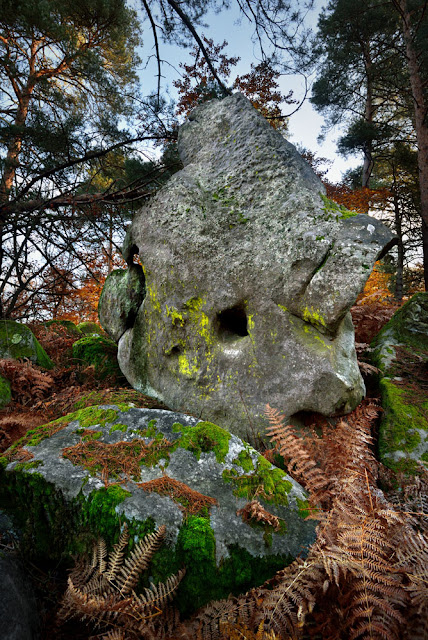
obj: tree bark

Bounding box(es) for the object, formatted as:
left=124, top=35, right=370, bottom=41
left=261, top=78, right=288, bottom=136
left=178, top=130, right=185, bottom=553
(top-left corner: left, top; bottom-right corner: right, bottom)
left=398, top=0, right=428, bottom=289
left=362, top=40, right=375, bottom=188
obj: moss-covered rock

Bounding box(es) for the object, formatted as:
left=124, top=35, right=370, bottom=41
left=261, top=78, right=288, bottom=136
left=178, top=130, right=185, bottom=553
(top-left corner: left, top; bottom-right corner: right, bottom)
left=371, top=293, right=428, bottom=473
left=72, top=335, right=124, bottom=381
left=0, top=320, right=54, bottom=369
left=0, top=374, right=12, bottom=408
left=98, top=265, right=146, bottom=342
left=0, top=407, right=316, bottom=614
left=76, top=322, right=105, bottom=336
left=43, top=319, right=82, bottom=337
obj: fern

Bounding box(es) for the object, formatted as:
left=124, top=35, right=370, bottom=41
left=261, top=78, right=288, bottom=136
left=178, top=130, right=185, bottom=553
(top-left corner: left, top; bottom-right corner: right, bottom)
left=176, top=401, right=427, bottom=640
left=57, top=524, right=184, bottom=639
left=0, top=358, right=54, bottom=406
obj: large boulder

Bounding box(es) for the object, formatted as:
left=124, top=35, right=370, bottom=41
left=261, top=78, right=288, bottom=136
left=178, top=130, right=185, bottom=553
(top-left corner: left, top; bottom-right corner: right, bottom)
left=1, top=407, right=316, bottom=613
left=371, top=292, right=428, bottom=473
left=99, top=93, right=396, bottom=440
left=0, top=320, right=53, bottom=370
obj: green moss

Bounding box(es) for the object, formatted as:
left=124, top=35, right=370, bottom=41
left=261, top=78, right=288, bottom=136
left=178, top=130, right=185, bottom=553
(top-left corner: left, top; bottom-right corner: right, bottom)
left=77, top=322, right=104, bottom=336
left=172, top=516, right=292, bottom=615
left=173, top=421, right=231, bottom=463
left=109, top=423, right=128, bottom=434
left=295, top=497, right=312, bottom=519
left=72, top=335, right=124, bottom=380
left=13, top=460, right=44, bottom=472
left=378, top=378, right=428, bottom=472
left=145, top=419, right=158, bottom=438
left=82, top=430, right=102, bottom=442
left=0, top=374, right=12, bottom=408
left=78, top=486, right=132, bottom=547
left=233, top=448, right=255, bottom=472
left=320, top=194, right=358, bottom=220
left=223, top=456, right=292, bottom=505
left=72, top=389, right=152, bottom=412
left=372, top=293, right=428, bottom=356
left=0, top=319, right=54, bottom=369
left=5, top=406, right=123, bottom=457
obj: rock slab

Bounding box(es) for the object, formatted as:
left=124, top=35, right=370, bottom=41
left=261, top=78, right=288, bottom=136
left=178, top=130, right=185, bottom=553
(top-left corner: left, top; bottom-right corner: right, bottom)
left=100, top=93, right=396, bottom=440
left=1, top=406, right=316, bottom=612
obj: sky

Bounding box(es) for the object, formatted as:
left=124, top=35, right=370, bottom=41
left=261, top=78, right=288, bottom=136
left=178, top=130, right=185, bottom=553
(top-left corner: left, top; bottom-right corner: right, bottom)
left=134, top=0, right=362, bottom=183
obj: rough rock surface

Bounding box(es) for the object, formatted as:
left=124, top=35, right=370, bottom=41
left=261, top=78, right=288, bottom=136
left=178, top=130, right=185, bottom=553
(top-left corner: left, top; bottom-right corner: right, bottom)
left=98, top=265, right=145, bottom=341
left=371, top=293, right=428, bottom=473
left=100, top=93, right=396, bottom=440
left=0, top=319, right=53, bottom=369
left=1, top=406, right=316, bottom=610
left=0, top=513, right=39, bottom=640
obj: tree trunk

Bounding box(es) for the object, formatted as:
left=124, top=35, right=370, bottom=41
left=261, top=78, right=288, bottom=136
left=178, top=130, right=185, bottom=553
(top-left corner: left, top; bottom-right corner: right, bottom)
left=362, top=41, right=375, bottom=188
left=398, top=0, right=428, bottom=289
left=393, top=186, right=404, bottom=302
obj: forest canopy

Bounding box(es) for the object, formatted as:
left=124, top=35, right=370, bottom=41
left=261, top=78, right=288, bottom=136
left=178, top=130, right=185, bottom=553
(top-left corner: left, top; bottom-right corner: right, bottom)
left=0, top=0, right=426, bottom=321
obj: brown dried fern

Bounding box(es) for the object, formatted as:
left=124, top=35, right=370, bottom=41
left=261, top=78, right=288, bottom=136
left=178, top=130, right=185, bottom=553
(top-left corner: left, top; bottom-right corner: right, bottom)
left=0, top=358, right=54, bottom=406
left=178, top=401, right=427, bottom=640
left=57, top=524, right=184, bottom=639
left=236, top=500, right=281, bottom=532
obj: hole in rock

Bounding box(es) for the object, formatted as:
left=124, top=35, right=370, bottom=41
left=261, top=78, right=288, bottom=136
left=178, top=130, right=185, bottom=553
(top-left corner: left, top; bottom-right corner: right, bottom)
left=167, top=345, right=182, bottom=356
left=216, top=305, right=249, bottom=340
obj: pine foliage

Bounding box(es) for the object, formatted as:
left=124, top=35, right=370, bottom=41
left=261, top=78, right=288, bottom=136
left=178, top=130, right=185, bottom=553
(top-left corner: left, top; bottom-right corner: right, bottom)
left=57, top=524, right=184, bottom=639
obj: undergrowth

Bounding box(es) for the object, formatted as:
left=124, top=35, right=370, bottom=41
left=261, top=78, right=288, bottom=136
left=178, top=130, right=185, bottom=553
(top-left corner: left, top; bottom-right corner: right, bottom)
left=2, top=309, right=427, bottom=639
left=0, top=322, right=167, bottom=455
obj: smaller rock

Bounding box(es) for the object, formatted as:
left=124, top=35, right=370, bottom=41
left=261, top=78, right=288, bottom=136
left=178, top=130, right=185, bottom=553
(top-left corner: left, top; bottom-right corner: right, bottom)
left=0, top=320, right=53, bottom=370
left=72, top=335, right=124, bottom=381
left=43, top=319, right=82, bottom=337
left=98, top=265, right=145, bottom=341
left=2, top=407, right=316, bottom=613
left=371, top=293, right=428, bottom=474
left=77, top=321, right=105, bottom=336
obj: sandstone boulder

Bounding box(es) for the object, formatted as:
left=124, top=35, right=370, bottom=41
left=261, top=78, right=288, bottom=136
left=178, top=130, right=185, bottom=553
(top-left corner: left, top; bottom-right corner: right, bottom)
left=100, top=93, right=396, bottom=440
left=1, top=406, right=316, bottom=612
